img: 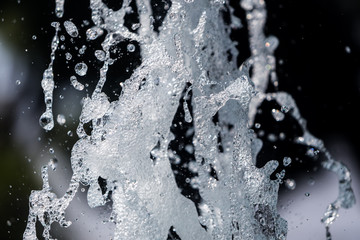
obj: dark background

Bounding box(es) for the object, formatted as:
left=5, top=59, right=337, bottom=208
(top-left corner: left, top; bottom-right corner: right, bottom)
left=0, top=0, right=359, bottom=239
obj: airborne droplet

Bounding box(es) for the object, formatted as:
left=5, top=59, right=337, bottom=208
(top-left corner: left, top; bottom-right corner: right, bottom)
left=64, top=20, right=79, bottom=38
left=74, top=62, right=88, bottom=76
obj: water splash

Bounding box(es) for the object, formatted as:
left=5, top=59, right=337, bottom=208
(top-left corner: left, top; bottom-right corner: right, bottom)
left=26, top=0, right=355, bottom=239
left=39, top=22, right=60, bottom=131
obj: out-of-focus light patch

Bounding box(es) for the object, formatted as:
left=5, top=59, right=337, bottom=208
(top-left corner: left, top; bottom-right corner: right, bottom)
left=0, top=33, right=17, bottom=107
left=279, top=137, right=360, bottom=239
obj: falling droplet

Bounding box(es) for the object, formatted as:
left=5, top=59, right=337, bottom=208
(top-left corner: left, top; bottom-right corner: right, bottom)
left=283, top=156, right=292, bottom=167
left=284, top=179, right=296, bottom=190
left=48, top=158, right=58, bottom=171
left=271, top=108, right=285, bottom=121
left=127, top=43, right=135, bottom=52
left=39, top=111, right=54, bottom=131
left=55, top=0, right=65, bottom=18
left=65, top=52, right=72, bottom=60
left=183, top=101, right=192, bottom=123
left=86, top=27, right=103, bottom=40
left=74, top=62, right=88, bottom=76
left=95, top=50, right=106, bottom=61
left=64, top=20, right=79, bottom=38
left=281, top=105, right=289, bottom=113
left=57, top=114, right=66, bottom=125
left=70, top=75, right=84, bottom=91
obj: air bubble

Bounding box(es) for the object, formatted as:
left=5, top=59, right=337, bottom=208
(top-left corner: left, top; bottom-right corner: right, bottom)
left=16, top=80, right=21, bottom=85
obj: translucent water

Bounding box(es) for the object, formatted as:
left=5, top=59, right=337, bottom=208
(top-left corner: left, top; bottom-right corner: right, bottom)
left=25, top=0, right=355, bottom=239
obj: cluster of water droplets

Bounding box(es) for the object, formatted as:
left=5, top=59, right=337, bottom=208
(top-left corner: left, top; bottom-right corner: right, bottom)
left=29, top=0, right=355, bottom=239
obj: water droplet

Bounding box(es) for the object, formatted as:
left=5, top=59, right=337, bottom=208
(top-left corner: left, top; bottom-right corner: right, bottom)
left=86, top=27, right=103, bottom=40
left=56, top=114, right=66, bottom=125
left=49, top=148, right=54, bottom=154
left=55, top=0, right=65, bottom=18
left=345, top=46, right=351, bottom=54
left=48, top=158, right=58, bottom=171
left=305, top=192, right=310, bottom=197
left=32, top=35, right=37, bottom=40
left=127, top=43, right=135, bottom=52
left=95, top=50, right=106, bottom=61
left=65, top=52, right=72, bottom=60
left=131, top=23, right=141, bottom=30
left=79, top=45, right=87, bottom=55
left=283, top=157, right=292, bottom=166
left=70, top=75, right=84, bottom=91
left=67, top=130, right=73, bottom=137
left=74, top=62, right=88, bottom=76
left=285, top=179, right=296, bottom=190
left=308, top=177, right=315, bottom=186
left=254, top=123, right=261, bottom=128
left=281, top=105, right=289, bottom=113
left=39, top=112, right=54, bottom=131
left=15, top=80, right=21, bottom=85
left=271, top=109, right=285, bottom=121
left=64, top=20, right=79, bottom=38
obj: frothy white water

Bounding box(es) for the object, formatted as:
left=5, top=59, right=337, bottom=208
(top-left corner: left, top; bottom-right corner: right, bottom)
left=26, top=0, right=355, bottom=239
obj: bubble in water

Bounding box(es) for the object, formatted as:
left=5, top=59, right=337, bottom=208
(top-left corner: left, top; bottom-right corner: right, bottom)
left=127, top=43, right=135, bottom=52
left=64, top=20, right=79, bottom=38
left=271, top=108, right=285, bottom=121
left=254, top=123, right=261, bottom=128
left=95, top=50, right=106, bottom=61
left=74, top=62, right=88, bottom=76
left=305, top=192, right=310, bottom=197
left=32, top=35, right=37, bottom=40
left=57, top=114, right=66, bottom=125
left=283, top=156, right=292, bottom=166
left=16, top=79, right=21, bottom=85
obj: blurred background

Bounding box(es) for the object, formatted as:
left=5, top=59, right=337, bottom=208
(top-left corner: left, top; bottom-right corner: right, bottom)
left=0, top=0, right=359, bottom=239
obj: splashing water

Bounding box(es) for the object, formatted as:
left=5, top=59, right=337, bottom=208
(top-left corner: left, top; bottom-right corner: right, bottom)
left=26, top=0, right=355, bottom=239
